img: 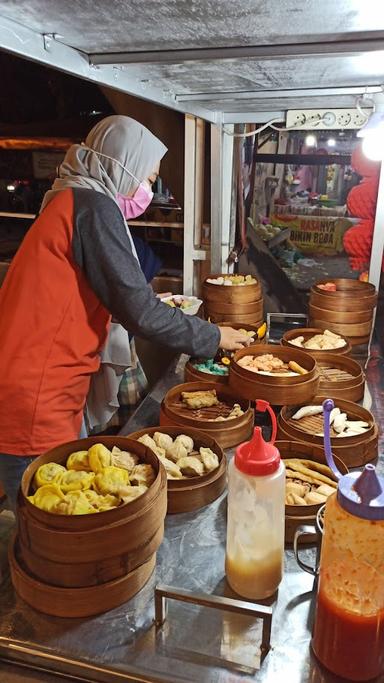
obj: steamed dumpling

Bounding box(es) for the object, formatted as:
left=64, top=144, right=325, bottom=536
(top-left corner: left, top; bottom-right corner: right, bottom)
left=60, top=469, right=95, bottom=493
left=66, top=450, right=91, bottom=472
left=88, top=443, right=112, bottom=473
left=111, top=446, right=139, bottom=472
left=30, top=483, right=65, bottom=512
left=158, top=455, right=183, bottom=479
left=166, top=441, right=188, bottom=463
left=138, top=434, right=166, bottom=458
left=198, top=447, right=219, bottom=473
left=93, top=466, right=129, bottom=495
left=178, top=456, right=204, bottom=477
left=129, top=463, right=156, bottom=487
left=34, top=462, right=66, bottom=489
left=53, top=490, right=96, bottom=515
left=153, top=432, right=174, bottom=452
left=83, top=489, right=120, bottom=512
left=175, top=434, right=194, bottom=454
left=120, top=484, right=148, bottom=504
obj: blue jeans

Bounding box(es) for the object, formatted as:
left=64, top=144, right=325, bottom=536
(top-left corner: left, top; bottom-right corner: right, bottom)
left=0, top=454, right=35, bottom=513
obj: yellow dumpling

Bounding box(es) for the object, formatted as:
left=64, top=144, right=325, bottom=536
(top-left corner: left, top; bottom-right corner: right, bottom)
left=88, top=443, right=112, bottom=473
left=83, top=489, right=102, bottom=505
left=33, top=462, right=66, bottom=489
left=97, top=493, right=121, bottom=512
left=66, top=450, right=90, bottom=471
left=93, top=466, right=129, bottom=495
left=60, top=469, right=95, bottom=493
left=30, top=483, right=65, bottom=512
left=53, top=490, right=96, bottom=515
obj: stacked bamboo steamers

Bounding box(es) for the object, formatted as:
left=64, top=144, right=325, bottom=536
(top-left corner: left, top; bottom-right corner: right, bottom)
left=10, top=436, right=167, bottom=618
left=202, top=274, right=263, bottom=326
left=309, top=278, right=377, bottom=346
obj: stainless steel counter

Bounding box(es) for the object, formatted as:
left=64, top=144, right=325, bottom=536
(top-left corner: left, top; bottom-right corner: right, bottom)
left=0, top=351, right=383, bottom=683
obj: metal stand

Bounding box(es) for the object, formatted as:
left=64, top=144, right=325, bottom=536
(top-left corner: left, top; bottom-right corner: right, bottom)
left=154, top=584, right=273, bottom=662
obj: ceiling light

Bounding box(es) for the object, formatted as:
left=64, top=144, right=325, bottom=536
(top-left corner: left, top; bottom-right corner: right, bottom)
left=327, top=138, right=336, bottom=147
left=305, top=134, right=317, bottom=147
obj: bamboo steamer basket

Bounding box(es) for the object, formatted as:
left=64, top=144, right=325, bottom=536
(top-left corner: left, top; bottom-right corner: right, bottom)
left=219, top=321, right=264, bottom=337
left=309, top=318, right=372, bottom=344
left=9, top=534, right=156, bottom=618
left=185, top=361, right=229, bottom=385
left=203, top=274, right=263, bottom=326
left=159, top=381, right=254, bottom=449
left=18, top=517, right=163, bottom=588
left=310, top=279, right=377, bottom=312
left=14, top=436, right=167, bottom=596
left=202, top=274, right=262, bottom=304
left=315, top=353, right=365, bottom=402
left=185, top=322, right=262, bottom=385
left=277, top=440, right=348, bottom=544
left=281, top=328, right=352, bottom=357
left=229, top=344, right=320, bottom=406
left=309, top=279, right=377, bottom=346
left=127, top=426, right=226, bottom=514
left=205, top=299, right=264, bottom=317
left=206, top=311, right=263, bottom=325
left=309, top=302, right=373, bottom=324
left=277, top=397, right=378, bottom=468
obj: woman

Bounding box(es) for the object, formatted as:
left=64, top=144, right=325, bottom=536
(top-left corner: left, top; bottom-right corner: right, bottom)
left=0, top=115, right=249, bottom=511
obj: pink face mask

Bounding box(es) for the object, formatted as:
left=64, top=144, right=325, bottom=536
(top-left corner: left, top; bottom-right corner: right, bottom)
left=117, top=182, right=153, bottom=219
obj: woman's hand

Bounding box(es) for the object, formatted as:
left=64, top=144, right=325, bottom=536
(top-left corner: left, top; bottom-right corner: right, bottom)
left=218, top=327, right=253, bottom=351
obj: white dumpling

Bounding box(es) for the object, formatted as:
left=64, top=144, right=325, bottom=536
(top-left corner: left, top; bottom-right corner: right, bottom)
left=199, top=447, right=219, bottom=473
left=158, top=455, right=183, bottom=479
left=174, top=434, right=194, bottom=454
left=120, top=484, right=148, bottom=504
left=111, top=447, right=139, bottom=472
left=153, top=431, right=174, bottom=451
left=130, top=464, right=156, bottom=487
left=178, top=456, right=204, bottom=477
left=166, top=441, right=188, bottom=463
left=137, top=434, right=165, bottom=458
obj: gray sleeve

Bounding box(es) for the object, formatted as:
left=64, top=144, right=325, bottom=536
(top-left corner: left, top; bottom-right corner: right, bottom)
left=72, top=188, right=220, bottom=358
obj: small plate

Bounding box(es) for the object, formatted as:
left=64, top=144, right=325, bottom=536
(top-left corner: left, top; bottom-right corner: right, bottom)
left=161, top=295, right=203, bottom=316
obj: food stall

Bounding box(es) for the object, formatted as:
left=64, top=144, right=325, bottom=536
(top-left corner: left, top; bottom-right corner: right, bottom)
left=0, top=2, right=384, bottom=682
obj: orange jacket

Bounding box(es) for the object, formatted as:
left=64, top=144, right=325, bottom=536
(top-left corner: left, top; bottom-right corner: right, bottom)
left=0, top=188, right=219, bottom=455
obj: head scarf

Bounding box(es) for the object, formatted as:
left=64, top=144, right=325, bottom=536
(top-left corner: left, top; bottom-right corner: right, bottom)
left=40, top=115, right=167, bottom=211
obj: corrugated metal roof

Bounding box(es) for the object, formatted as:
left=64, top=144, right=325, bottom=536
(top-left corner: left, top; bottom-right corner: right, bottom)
left=0, top=0, right=383, bottom=121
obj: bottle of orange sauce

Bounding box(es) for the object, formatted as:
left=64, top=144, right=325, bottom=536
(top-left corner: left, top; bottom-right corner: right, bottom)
left=311, top=399, right=384, bottom=681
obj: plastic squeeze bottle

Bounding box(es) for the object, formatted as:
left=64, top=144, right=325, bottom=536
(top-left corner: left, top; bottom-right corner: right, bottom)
left=312, top=399, right=384, bottom=681
left=226, top=414, right=285, bottom=600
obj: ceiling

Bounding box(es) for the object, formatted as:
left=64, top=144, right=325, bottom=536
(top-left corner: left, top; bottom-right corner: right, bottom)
left=0, top=0, right=384, bottom=122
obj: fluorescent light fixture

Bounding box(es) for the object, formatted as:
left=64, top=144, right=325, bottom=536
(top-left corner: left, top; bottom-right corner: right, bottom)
left=327, top=138, right=336, bottom=147
left=305, top=134, right=317, bottom=147
left=357, top=91, right=384, bottom=160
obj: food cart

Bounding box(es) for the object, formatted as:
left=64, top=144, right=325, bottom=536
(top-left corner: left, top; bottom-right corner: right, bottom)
left=0, top=2, right=383, bottom=681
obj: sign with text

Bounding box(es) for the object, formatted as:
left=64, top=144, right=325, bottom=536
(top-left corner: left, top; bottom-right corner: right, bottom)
left=271, top=213, right=353, bottom=254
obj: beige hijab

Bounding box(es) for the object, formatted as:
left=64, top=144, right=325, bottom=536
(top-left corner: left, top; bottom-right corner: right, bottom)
left=41, top=115, right=167, bottom=210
